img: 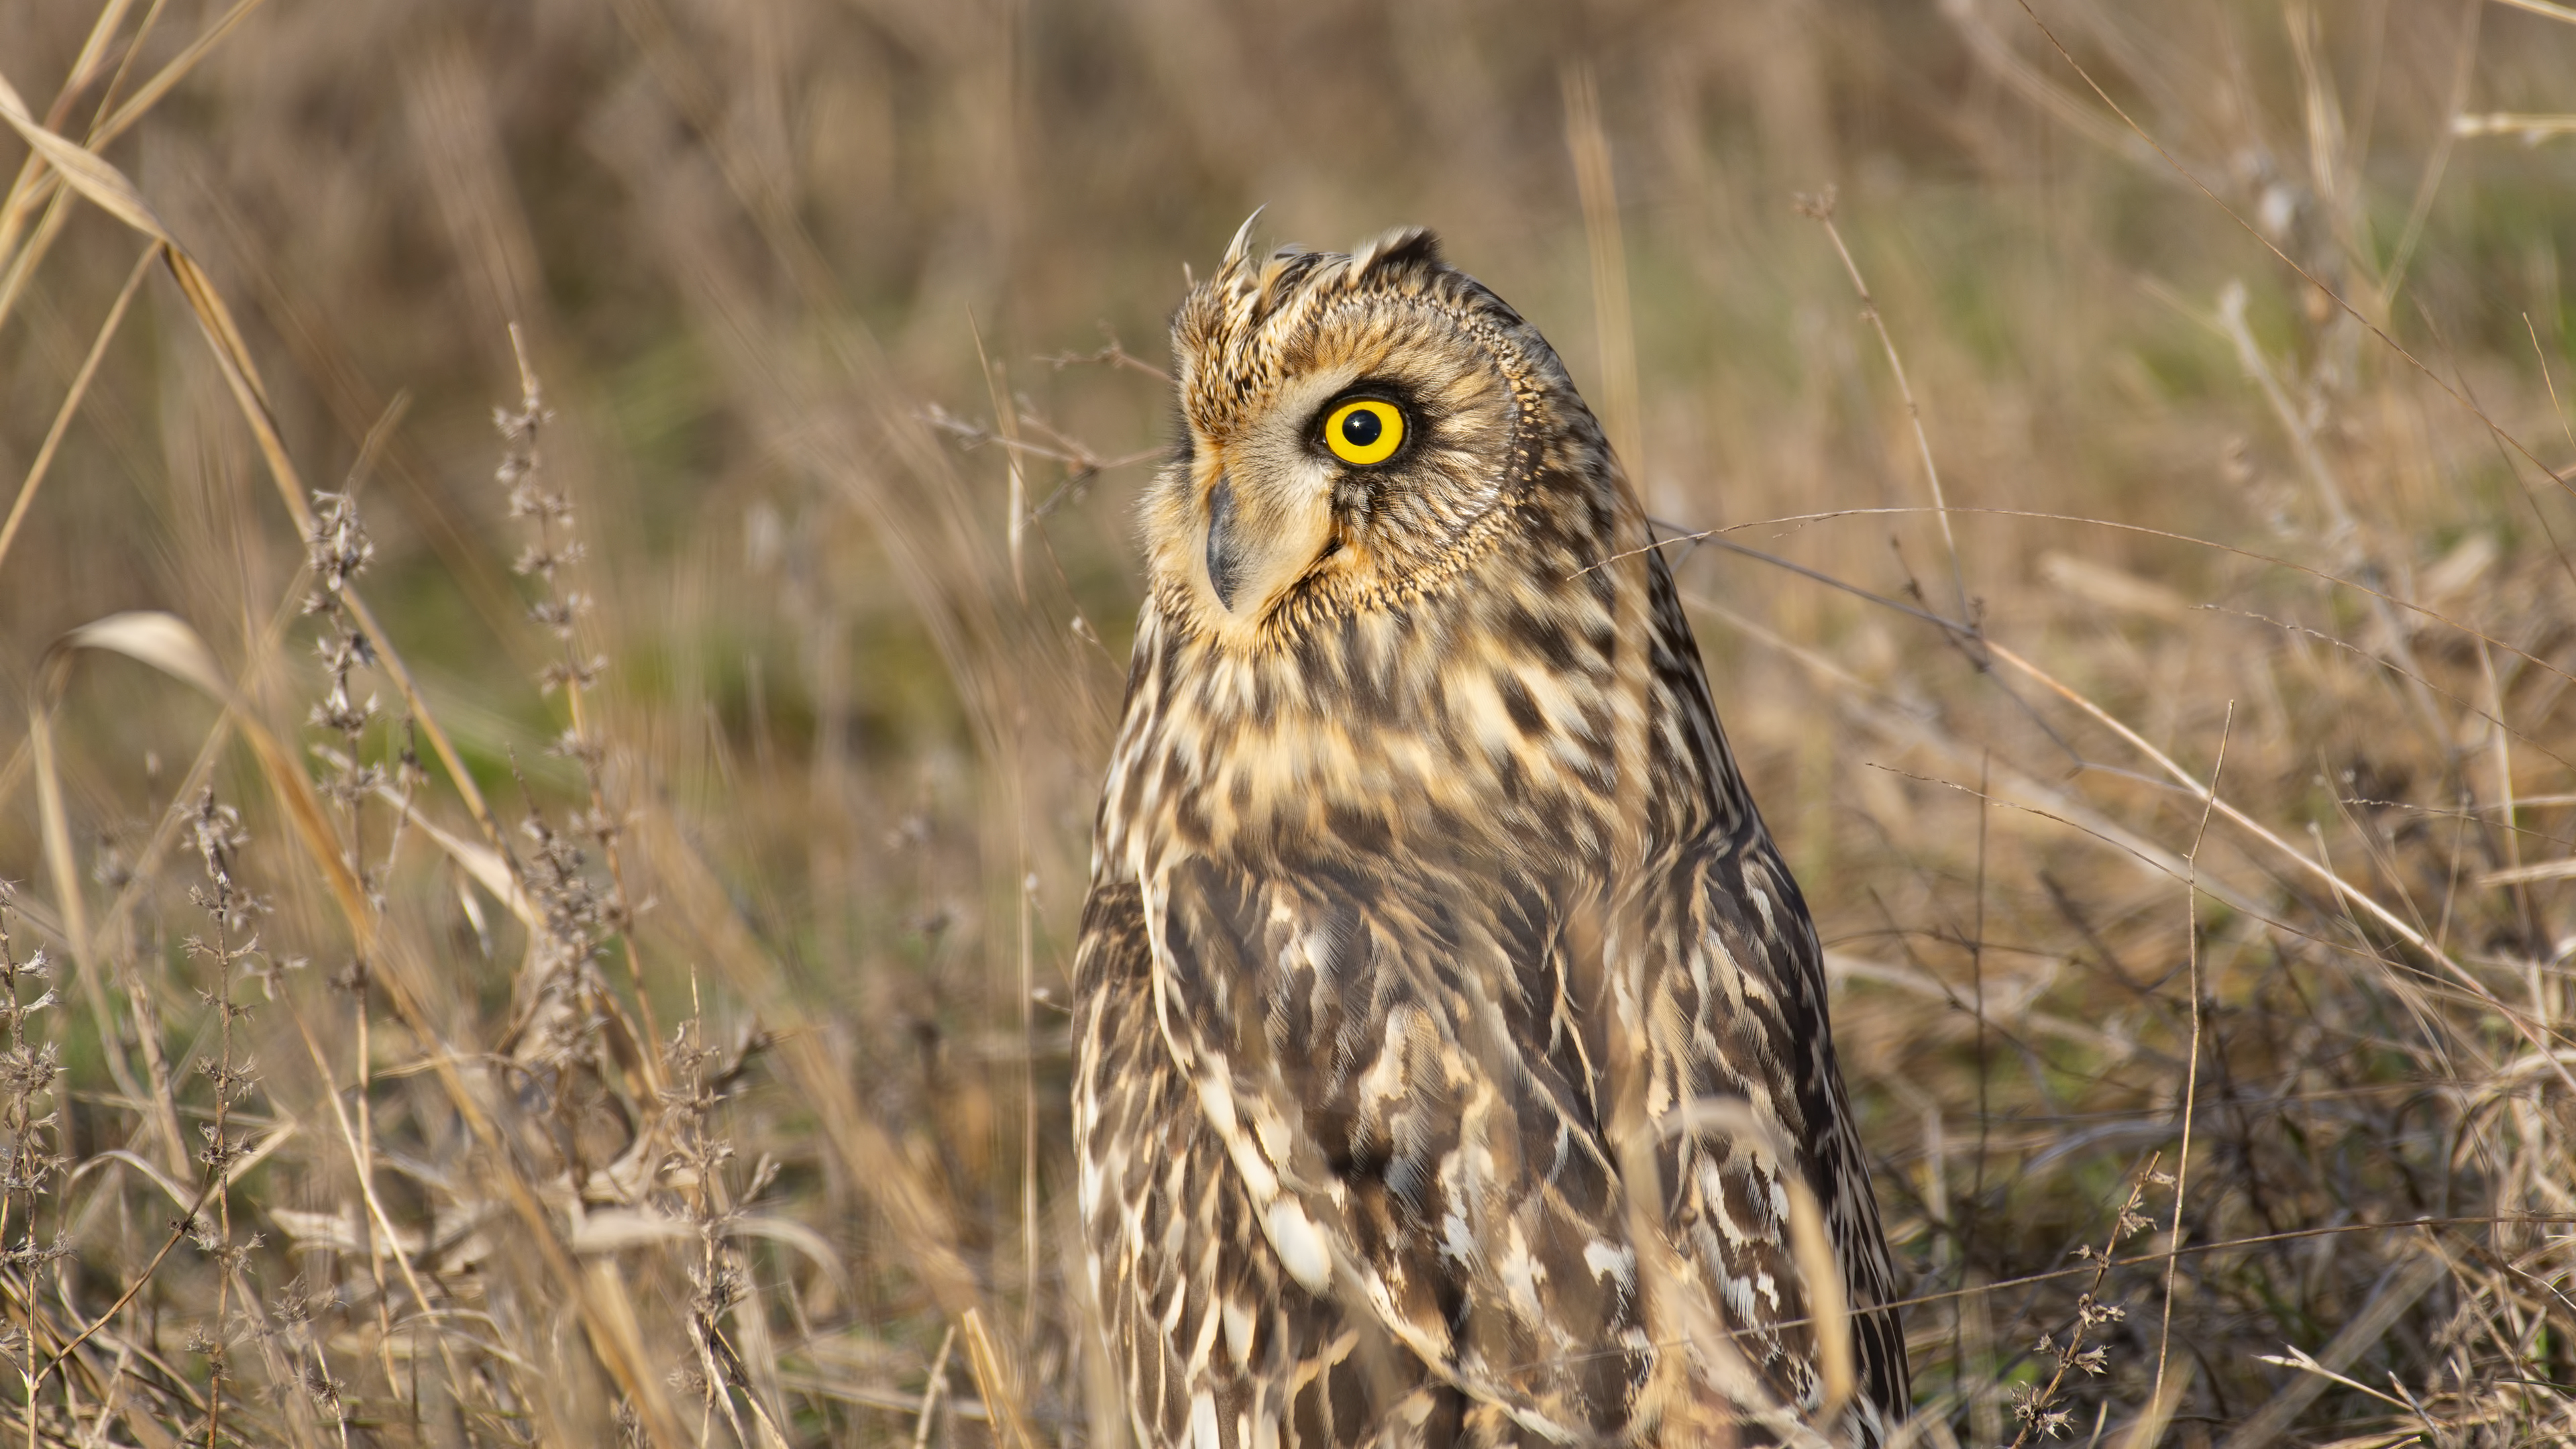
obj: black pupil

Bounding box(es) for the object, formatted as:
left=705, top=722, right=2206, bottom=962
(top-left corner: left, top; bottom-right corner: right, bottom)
left=1340, top=408, right=1383, bottom=448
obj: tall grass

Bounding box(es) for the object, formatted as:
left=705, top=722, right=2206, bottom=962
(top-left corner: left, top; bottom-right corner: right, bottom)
left=1, top=1, right=2573, bottom=1444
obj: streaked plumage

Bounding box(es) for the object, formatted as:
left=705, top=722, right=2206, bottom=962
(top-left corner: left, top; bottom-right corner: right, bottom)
left=1073, top=224, right=1907, bottom=1448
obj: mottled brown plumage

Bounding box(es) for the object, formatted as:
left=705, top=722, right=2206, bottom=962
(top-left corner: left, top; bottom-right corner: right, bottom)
left=1073, top=223, right=1907, bottom=1449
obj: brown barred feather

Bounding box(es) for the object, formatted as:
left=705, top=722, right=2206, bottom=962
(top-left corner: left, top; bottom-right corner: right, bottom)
left=1073, top=227, right=1907, bottom=1448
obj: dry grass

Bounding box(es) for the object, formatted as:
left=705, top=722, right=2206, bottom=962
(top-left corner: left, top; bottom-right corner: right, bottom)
left=1, top=1, right=2573, bottom=1444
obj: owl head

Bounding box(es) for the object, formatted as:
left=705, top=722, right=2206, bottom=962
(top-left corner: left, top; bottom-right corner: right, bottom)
left=1145, top=221, right=1619, bottom=649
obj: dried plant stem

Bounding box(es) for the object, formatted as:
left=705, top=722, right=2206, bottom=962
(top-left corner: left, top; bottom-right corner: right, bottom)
left=0, top=0, right=253, bottom=327
left=914, top=1323, right=957, bottom=1449
left=1796, top=189, right=1971, bottom=625
left=572, top=717, right=660, bottom=1075
left=2007, top=1157, right=2158, bottom=1446
left=1564, top=62, right=1644, bottom=482
left=0, top=184, right=77, bottom=338
left=279, top=998, right=449, bottom=1403
left=35, top=1161, right=223, bottom=1386
left=969, top=313, right=1030, bottom=600
left=346, top=987, right=405, bottom=1403
left=1018, top=855, right=1037, bottom=1346
left=2153, top=706, right=2233, bottom=1421
left=337, top=928, right=689, bottom=1445
left=959, top=1307, right=1036, bottom=1449
left=0, top=898, right=64, bottom=1449
left=70, top=0, right=161, bottom=138
left=2210, top=285, right=2447, bottom=747
left=501, top=323, right=662, bottom=1083
left=182, top=793, right=262, bottom=1449
left=0, top=241, right=152, bottom=582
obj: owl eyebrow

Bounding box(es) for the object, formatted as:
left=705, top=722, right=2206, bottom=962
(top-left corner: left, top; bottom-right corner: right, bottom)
left=1307, top=381, right=1417, bottom=433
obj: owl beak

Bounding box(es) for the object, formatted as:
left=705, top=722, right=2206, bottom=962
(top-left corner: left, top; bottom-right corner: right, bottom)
left=1205, top=477, right=1245, bottom=612
left=1195, top=455, right=1334, bottom=625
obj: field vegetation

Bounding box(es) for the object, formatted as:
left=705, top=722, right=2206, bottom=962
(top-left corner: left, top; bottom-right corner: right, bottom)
left=1, top=1, right=2573, bottom=1444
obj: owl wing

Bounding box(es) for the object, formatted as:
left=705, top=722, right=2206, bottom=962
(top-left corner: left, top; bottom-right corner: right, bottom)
left=1076, top=879, right=1338, bottom=1449
left=1617, top=546, right=1909, bottom=1438
left=1081, top=830, right=1904, bottom=1447
left=1633, top=824, right=1912, bottom=1440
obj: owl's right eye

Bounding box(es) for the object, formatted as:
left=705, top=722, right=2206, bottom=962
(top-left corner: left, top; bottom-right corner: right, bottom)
left=1322, top=398, right=1405, bottom=466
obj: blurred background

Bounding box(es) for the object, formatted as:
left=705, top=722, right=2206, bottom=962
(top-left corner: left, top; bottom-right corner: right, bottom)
left=2, top=1, right=2574, bottom=1444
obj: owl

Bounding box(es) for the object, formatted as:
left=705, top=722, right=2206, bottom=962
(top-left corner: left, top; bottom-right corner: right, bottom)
left=1072, top=223, right=1907, bottom=1449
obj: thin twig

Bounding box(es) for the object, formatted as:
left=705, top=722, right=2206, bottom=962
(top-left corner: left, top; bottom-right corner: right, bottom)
left=2153, top=704, right=2232, bottom=1426
left=1035, top=334, right=1170, bottom=382
left=0, top=242, right=155, bottom=582
left=913, top=1324, right=957, bottom=1449
left=1595, top=504, right=2576, bottom=691
left=1795, top=188, right=1972, bottom=629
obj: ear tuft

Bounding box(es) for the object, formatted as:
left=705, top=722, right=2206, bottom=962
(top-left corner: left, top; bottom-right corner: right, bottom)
left=1351, top=227, right=1443, bottom=283
left=1220, top=207, right=1267, bottom=274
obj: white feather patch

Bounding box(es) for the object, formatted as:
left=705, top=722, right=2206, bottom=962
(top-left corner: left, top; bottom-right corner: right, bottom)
left=1265, top=1198, right=1333, bottom=1294
left=1195, top=1071, right=1282, bottom=1202
left=1583, top=1238, right=1636, bottom=1288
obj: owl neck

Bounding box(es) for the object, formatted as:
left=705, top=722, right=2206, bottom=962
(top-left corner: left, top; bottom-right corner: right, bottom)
left=1091, top=540, right=1746, bottom=889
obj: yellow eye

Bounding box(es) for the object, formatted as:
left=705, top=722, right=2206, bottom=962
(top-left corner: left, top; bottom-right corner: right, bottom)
left=1322, top=398, right=1405, bottom=466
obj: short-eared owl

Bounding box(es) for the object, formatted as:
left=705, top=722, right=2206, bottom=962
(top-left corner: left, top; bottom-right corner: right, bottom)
left=1073, top=223, right=1907, bottom=1448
